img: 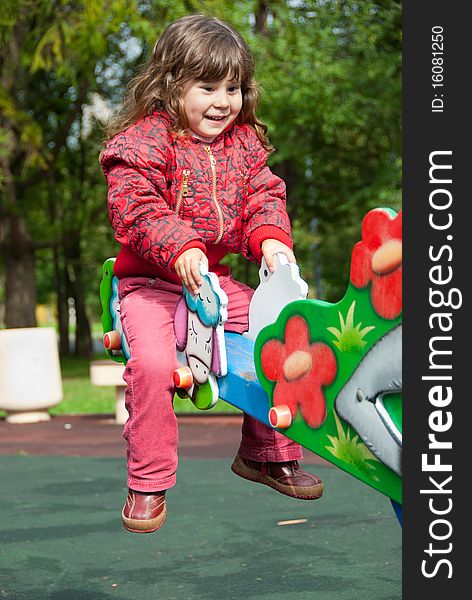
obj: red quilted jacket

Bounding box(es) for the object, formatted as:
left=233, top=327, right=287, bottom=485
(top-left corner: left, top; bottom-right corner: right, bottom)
left=100, top=111, right=292, bottom=283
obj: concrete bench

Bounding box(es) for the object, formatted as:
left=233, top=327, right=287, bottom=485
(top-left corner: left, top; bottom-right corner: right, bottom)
left=89, top=360, right=127, bottom=424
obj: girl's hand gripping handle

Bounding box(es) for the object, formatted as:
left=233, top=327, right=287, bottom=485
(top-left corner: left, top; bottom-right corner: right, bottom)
left=261, top=239, right=296, bottom=272
left=174, top=248, right=209, bottom=294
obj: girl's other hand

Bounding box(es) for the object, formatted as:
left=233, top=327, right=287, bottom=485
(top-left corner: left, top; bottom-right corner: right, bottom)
left=261, top=239, right=296, bottom=272
left=174, top=248, right=209, bottom=294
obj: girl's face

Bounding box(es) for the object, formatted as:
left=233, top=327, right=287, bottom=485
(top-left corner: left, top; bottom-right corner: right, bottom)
left=182, top=75, right=242, bottom=139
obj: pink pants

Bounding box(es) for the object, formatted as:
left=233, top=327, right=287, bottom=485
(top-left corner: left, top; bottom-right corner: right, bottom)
left=118, top=274, right=303, bottom=492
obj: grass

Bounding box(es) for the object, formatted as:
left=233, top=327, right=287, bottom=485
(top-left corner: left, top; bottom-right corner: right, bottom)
left=52, top=354, right=241, bottom=416
left=51, top=355, right=116, bottom=416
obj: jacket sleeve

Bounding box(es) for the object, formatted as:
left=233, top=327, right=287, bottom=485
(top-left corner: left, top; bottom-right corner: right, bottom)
left=100, top=127, right=205, bottom=271
left=240, top=129, right=293, bottom=263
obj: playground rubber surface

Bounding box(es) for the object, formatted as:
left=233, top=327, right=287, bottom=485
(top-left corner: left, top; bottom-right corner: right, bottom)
left=0, top=416, right=401, bottom=600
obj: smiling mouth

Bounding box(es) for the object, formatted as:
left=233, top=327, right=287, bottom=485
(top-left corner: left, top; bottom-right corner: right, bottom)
left=205, top=115, right=227, bottom=121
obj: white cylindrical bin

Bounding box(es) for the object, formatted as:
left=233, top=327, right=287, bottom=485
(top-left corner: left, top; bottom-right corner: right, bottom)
left=0, top=327, right=63, bottom=423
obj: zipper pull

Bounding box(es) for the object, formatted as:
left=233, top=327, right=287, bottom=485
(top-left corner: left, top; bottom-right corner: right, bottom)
left=204, top=145, right=217, bottom=165
left=182, top=169, right=189, bottom=196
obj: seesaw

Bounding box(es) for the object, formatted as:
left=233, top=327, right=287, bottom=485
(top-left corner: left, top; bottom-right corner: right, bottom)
left=100, top=207, right=402, bottom=522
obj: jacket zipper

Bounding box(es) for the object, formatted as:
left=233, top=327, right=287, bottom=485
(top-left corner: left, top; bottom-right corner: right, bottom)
left=175, top=169, right=190, bottom=216
left=204, top=146, right=224, bottom=244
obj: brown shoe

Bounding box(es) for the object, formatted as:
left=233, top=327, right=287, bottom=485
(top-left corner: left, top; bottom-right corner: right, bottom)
left=231, top=455, right=323, bottom=500
left=122, top=489, right=167, bottom=533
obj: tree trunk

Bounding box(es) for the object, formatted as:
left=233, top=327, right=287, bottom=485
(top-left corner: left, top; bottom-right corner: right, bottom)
left=255, top=1, right=269, bottom=34
left=73, top=259, right=93, bottom=358
left=64, top=231, right=92, bottom=358
left=1, top=149, right=37, bottom=328
left=53, top=246, right=70, bottom=356
left=3, top=214, right=37, bottom=328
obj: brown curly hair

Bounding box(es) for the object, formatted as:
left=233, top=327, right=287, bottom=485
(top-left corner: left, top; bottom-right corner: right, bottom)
left=105, top=14, right=272, bottom=152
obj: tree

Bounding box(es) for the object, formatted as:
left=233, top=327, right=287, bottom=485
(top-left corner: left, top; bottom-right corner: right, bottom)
left=0, top=1, right=149, bottom=351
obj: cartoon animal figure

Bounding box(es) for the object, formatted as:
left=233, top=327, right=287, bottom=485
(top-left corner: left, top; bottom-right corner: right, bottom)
left=173, top=264, right=228, bottom=409
left=335, top=324, right=402, bottom=475
left=245, top=253, right=308, bottom=341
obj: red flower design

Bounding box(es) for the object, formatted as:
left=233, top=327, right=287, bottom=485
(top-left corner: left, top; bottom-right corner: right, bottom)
left=260, top=316, right=337, bottom=429
left=350, top=209, right=402, bottom=320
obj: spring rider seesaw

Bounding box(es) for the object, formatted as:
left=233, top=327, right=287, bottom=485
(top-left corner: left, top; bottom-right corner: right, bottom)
left=100, top=207, right=402, bottom=524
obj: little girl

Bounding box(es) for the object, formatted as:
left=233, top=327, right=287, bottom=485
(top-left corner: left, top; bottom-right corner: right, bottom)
left=100, top=14, right=323, bottom=534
